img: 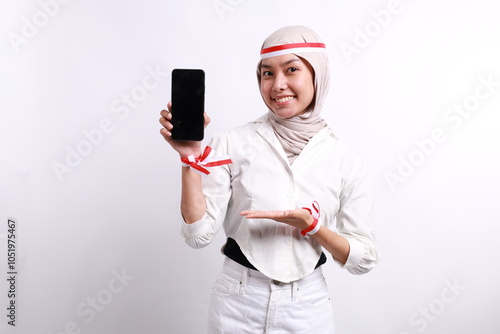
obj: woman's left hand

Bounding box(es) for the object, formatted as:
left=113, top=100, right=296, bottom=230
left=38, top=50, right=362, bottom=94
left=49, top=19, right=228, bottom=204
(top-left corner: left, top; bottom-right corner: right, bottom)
left=242, top=207, right=351, bottom=264
left=240, top=208, right=314, bottom=230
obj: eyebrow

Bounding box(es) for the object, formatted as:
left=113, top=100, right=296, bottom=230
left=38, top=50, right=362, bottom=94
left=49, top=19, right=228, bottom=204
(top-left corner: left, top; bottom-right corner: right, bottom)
left=261, top=58, right=300, bottom=69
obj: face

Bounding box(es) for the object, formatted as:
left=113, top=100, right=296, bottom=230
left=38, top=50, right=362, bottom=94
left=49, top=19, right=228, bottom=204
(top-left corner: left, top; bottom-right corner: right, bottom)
left=260, top=54, right=315, bottom=119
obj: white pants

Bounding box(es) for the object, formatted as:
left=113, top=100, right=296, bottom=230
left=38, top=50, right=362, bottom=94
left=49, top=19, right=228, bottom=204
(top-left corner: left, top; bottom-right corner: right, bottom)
left=208, top=257, right=335, bottom=334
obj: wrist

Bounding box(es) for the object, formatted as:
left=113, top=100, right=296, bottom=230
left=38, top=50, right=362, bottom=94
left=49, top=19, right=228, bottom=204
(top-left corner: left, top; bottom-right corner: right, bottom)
left=300, top=201, right=321, bottom=237
left=180, top=149, right=202, bottom=159
left=301, top=217, right=320, bottom=237
left=180, top=146, right=233, bottom=176
left=303, top=216, right=315, bottom=230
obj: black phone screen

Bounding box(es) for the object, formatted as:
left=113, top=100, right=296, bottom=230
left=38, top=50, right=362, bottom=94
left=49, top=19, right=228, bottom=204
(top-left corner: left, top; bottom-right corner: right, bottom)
left=171, top=69, right=205, bottom=141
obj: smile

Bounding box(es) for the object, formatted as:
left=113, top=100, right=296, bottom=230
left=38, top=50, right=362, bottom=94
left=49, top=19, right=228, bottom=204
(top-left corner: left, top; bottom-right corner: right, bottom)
left=273, top=96, right=295, bottom=103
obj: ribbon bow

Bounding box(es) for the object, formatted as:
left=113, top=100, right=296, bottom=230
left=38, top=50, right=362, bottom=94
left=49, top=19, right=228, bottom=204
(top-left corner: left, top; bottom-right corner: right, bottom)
left=181, top=146, right=232, bottom=175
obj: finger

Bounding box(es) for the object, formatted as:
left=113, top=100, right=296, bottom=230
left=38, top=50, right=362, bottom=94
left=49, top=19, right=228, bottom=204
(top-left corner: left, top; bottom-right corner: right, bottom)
left=240, top=210, right=255, bottom=216
left=240, top=210, right=266, bottom=219
left=159, top=116, right=173, bottom=130
left=160, top=108, right=172, bottom=121
left=160, top=109, right=169, bottom=118
left=159, top=128, right=171, bottom=141
left=240, top=210, right=285, bottom=219
left=160, top=101, right=172, bottom=120
left=165, top=101, right=173, bottom=120
left=240, top=210, right=269, bottom=216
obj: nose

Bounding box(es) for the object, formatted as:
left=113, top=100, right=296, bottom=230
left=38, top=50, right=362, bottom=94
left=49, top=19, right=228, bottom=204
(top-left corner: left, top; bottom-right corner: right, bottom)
left=272, top=73, right=287, bottom=92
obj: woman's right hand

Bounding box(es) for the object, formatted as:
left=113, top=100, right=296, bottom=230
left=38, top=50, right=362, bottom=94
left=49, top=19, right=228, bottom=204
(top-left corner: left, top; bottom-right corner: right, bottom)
left=160, top=101, right=209, bottom=224
left=159, top=101, right=211, bottom=158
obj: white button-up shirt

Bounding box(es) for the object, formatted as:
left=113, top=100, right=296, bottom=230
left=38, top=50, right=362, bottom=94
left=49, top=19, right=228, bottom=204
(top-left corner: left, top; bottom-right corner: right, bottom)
left=181, top=115, right=378, bottom=282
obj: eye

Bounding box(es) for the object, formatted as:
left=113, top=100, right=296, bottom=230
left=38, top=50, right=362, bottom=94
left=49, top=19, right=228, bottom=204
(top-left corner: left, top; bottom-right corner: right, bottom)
left=262, top=70, right=273, bottom=77
left=288, top=67, right=298, bottom=73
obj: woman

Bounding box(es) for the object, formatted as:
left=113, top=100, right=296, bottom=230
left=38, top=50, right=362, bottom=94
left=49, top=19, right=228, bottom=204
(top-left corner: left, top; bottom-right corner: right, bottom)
left=159, top=25, right=378, bottom=334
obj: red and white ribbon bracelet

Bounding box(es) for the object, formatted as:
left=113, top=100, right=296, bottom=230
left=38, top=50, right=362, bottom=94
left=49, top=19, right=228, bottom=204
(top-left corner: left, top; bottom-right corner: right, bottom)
left=181, top=146, right=232, bottom=176
left=301, top=201, right=321, bottom=237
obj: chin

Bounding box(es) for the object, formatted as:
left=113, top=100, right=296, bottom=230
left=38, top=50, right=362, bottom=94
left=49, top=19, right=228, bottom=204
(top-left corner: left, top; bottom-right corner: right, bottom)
left=273, top=109, right=302, bottom=119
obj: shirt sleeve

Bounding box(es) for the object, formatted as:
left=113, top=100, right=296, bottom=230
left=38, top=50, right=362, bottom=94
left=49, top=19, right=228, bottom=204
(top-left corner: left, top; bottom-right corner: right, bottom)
left=180, top=133, right=232, bottom=249
left=335, top=151, right=379, bottom=274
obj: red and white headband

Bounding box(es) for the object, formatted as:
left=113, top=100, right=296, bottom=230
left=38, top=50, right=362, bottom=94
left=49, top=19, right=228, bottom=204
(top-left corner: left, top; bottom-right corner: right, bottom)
left=260, top=42, right=326, bottom=59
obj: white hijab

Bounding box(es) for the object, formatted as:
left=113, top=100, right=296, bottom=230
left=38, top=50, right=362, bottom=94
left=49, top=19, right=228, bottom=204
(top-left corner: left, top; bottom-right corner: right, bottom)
left=257, top=26, right=331, bottom=163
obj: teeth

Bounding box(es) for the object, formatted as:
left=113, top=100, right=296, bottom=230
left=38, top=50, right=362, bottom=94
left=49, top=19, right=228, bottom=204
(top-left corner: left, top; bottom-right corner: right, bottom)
left=275, top=96, right=294, bottom=103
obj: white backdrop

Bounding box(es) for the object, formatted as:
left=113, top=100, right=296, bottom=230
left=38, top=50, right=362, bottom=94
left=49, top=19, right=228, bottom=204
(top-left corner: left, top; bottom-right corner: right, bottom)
left=1, top=0, right=500, bottom=333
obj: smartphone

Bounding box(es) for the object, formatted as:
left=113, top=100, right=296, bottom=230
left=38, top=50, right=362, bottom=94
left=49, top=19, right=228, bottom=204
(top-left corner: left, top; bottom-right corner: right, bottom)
left=171, top=69, right=205, bottom=141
